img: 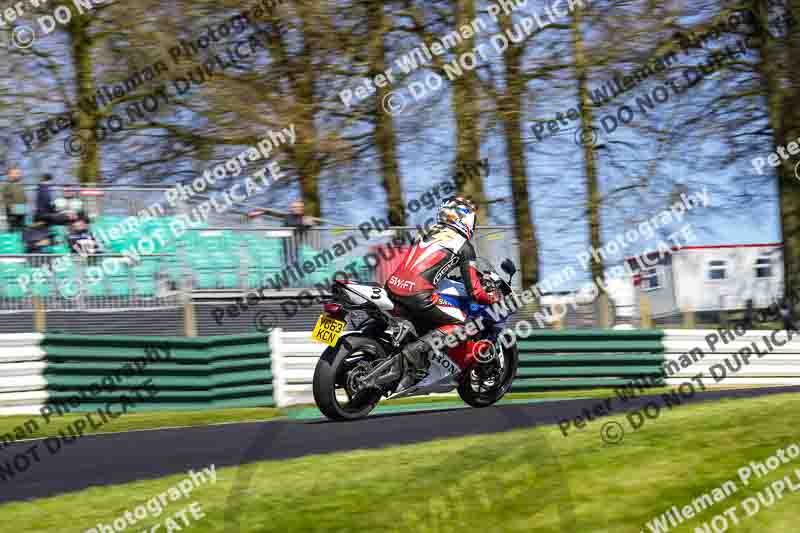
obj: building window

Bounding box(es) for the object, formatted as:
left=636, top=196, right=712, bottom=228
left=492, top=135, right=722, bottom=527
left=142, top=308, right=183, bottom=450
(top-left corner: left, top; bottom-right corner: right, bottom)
left=707, top=260, right=727, bottom=281
left=641, top=268, right=660, bottom=290
left=755, top=255, right=773, bottom=278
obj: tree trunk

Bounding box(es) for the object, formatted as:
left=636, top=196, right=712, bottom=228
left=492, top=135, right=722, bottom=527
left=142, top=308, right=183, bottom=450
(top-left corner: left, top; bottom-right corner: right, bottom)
left=368, top=0, right=406, bottom=225
left=69, top=20, right=99, bottom=185
left=451, top=0, right=488, bottom=223
left=753, top=0, right=800, bottom=294
left=496, top=13, right=540, bottom=288
left=287, top=1, right=323, bottom=218
left=572, top=10, right=604, bottom=289
left=780, top=0, right=800, bottom=294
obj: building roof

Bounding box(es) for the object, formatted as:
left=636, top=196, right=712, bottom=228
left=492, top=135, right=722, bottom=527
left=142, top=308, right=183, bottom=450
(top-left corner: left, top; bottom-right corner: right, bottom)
left=624, top=242, right=783, bottom=261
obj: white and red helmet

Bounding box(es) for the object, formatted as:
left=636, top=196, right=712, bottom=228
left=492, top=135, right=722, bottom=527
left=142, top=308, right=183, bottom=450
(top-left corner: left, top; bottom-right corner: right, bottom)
left=438, top=196, right=477, bottom=239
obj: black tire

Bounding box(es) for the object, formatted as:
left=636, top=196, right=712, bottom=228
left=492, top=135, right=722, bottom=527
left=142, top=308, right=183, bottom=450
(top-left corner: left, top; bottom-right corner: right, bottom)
left=312, top=336, right=384, bottom=421
left=457, top=340, right=518, bottom=408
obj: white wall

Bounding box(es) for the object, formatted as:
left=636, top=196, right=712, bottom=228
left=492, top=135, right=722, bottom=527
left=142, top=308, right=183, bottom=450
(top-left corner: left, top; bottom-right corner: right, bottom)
left=663, top=329, right=800, bottom=386
left=673, top=246, right=783, bottom=312
left=0, top=333, right=48, bottom=415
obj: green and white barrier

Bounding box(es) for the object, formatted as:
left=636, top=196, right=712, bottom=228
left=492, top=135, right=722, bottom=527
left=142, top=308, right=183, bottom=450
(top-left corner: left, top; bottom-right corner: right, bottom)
left=662, top=329, right=800, bottom=386
left=0, top=333, right=48, bottom=415
left=4, top=327, right=798, bottom=415
left=0, top=333, right=274, bottom=415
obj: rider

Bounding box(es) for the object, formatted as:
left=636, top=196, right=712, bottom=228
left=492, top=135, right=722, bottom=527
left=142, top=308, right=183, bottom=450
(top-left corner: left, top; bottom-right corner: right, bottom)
left=385, top=196, right=498, bottom=381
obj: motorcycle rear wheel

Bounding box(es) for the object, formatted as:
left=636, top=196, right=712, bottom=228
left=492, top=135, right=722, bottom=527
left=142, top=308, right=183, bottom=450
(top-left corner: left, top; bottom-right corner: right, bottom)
left=457, top=340, right=518, bottom=408
left=313, top=336, right=384, bottom=421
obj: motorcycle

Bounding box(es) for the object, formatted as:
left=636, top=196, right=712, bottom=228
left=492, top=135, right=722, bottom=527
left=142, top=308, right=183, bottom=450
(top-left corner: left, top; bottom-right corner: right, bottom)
left=311, top=257, right=519, bottom=421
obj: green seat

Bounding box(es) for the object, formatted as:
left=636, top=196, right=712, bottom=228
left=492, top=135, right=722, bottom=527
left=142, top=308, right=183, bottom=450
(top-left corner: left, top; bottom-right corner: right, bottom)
left=211, top=251, right=237, bottom=269
left=31, top=279, right=51, bottom=297
left=164, top=258, right=184, bottom=282
left=57, top=280, right=81, bottom=299
left=259, top=265, right=284, bottom=289
left=257, top=251, right=283, bottom=271
left=85, top=278, right=106, bottom=297
left=48, top=245, right=70, bottom=255
left=0, top=261, right=29, bottom=297
left=0, top=234, right=24, bottom=254
left=221, top=272, right=239, bottom=288
left=157, top=238, right=177, bottom=253
left=135, top=278, right=156, bottom=296
left=132, top=257, right=160, bottom=277
left=108, top=263, right=131, bottom=296
left=194, top=272, right=217, bottom=289
left=110, top=279, right=131, bottom=296
left=53, top=259, right=79, bottom=297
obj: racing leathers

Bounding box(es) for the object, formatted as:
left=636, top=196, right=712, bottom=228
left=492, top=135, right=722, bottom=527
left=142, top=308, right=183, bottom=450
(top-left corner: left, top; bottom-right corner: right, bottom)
left=385, top=223, right=497, bottom=378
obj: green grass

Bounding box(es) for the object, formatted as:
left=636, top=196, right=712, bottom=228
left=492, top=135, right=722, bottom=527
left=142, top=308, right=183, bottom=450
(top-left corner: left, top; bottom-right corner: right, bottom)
left=3, top=392, right=800, bottom=532
left=0, top=407, right=282, bottom=444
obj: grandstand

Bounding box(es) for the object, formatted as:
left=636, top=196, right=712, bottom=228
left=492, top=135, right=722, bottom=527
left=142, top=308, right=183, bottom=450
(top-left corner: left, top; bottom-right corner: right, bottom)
left=0, top=186, right=537, bottom=335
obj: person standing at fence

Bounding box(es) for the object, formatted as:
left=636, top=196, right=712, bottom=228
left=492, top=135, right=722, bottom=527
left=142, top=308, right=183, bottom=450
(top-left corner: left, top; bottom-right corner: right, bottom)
left=284, top=199, right=314, bottom=263
left=1, top=167, right=26, bottom=233
left=34, top=173, right=57, bottom=225
left=24, top=174, right=75, bottom=271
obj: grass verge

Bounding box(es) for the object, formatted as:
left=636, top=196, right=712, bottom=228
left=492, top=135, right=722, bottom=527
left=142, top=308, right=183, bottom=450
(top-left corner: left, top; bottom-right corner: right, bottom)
left=0, top=407, right=283, bottom=445
left=2, top=392, right=800, bottom=532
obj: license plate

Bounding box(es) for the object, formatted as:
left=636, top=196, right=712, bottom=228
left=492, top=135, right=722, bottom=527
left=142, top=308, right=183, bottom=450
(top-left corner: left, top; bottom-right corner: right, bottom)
left=311, top=315, right=346, bottom=346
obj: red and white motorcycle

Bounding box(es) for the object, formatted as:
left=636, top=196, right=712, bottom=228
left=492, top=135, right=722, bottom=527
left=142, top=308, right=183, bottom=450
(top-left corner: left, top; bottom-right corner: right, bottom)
left=311, top=258, right=519, bottom=421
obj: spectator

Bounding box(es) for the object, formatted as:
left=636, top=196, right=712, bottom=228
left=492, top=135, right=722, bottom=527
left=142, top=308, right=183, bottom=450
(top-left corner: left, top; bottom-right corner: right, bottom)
left=1, top=167, right=26, bottom=233
left=34, top=173, right=76, bottom=224
left=34, top=173, right=59, bottom=225
left=742, top=299, right=754, bottom=330
left=22, top=221, right=55, bottom=270
left=67, top=211, right=101, bottom=263
left=284, top=200, right=314, bottom=263
left=779, top=297, right=797, bottom=331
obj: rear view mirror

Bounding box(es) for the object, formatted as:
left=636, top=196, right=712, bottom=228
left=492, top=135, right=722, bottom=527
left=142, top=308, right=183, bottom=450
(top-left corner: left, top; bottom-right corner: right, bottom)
left=501, top=258, right=516, bottom=277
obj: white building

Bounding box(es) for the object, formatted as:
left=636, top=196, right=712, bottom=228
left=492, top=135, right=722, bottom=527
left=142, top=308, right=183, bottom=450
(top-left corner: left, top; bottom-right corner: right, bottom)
left=626, top=243, right=784, bottom=318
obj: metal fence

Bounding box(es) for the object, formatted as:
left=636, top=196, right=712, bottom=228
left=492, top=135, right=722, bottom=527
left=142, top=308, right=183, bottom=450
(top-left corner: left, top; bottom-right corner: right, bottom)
left=0, top=225, right=520, bottom=311
left=0, top=253, right=182, bottom=312
left=0, top=186, right=278, bottom=230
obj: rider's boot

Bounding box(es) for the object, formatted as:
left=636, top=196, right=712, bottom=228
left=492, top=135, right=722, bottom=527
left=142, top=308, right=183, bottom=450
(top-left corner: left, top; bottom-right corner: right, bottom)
left=393, top=331, right=447, bottom=390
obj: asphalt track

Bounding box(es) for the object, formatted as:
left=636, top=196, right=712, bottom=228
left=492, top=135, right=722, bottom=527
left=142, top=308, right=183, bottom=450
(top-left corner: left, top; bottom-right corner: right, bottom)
left=1, top=385, right=798, bottom=504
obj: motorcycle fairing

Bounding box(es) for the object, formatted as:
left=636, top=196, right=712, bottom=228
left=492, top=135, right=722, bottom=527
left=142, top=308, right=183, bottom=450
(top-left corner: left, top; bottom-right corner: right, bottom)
left=337, top=282, right=395, bottom=311
left=389, top=349, right=461, bottom=399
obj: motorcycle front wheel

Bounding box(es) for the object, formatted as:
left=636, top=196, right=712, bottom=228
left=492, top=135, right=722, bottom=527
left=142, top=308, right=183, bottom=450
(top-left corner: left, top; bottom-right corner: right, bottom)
left=457, top=339, right=518, bottom=408
left=313, top=335, right=385, bottom=421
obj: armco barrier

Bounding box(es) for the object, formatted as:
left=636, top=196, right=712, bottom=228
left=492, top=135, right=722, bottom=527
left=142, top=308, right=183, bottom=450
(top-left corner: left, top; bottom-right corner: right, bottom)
left=511, top=329, right=666, bottom=391
left=662, top=329, right=800, bottom=386
left=269, top=328, right=667, bottom=406
left=0, top=333, right=273, bottom=414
